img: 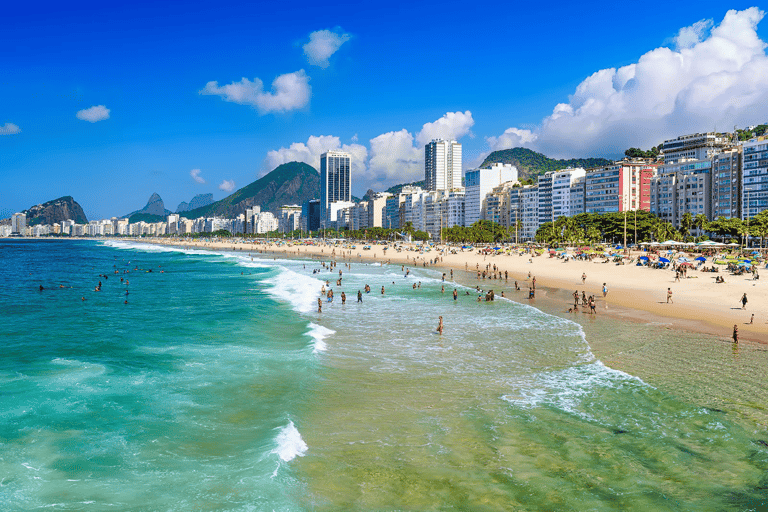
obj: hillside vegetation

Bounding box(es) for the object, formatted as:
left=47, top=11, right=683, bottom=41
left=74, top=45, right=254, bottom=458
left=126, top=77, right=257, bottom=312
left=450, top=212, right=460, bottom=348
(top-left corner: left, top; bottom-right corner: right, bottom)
left=182, top=162, right=320, bottom=219
left=480, top=148, right=612, bottom=181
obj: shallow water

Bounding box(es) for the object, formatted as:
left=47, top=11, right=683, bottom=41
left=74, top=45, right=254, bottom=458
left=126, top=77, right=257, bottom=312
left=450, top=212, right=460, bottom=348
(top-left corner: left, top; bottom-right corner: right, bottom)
left=1, top=239, right=767, bottom=511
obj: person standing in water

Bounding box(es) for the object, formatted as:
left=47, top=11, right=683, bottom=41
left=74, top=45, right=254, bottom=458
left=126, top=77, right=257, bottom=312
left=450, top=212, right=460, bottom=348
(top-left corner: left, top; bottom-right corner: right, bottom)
left=437, top=316, right=443, bottom=335
left=453, top=289, right=457, bottom=301
left=357, top=290, right=363, bottom=303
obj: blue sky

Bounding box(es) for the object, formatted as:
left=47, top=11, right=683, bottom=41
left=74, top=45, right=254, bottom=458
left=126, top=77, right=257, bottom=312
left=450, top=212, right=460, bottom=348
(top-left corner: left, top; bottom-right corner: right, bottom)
left=2, top=1, right=767, bottom=220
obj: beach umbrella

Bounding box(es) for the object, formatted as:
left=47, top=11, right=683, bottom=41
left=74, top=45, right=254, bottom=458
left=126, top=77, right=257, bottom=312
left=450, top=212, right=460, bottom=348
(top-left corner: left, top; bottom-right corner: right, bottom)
left=678, top=257, right=690, bottom=262
left=659, top=257, right=670, bottom=263
left=679, top=262, right=693, bottom=267
left=695, top=256, right=706, bottom=262
left=639, top=256, right=649, bottom=261
left=661, top=240, right=679, bottom=246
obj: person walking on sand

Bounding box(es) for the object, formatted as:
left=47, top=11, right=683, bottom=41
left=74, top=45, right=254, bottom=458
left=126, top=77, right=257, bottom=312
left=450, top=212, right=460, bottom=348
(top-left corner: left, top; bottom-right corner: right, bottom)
left=602, top=283, right=608, bottom=298
left=582, top=273, right=587, bottom=284
left=750, top=313, right=754, bottom=324
left=741, top=293, right=748, bottom=309
left=667, top=288, right=673, bottom=303
left=733, top=324, right=739, bottom=343
left=437, top=316, right=443, bottom=335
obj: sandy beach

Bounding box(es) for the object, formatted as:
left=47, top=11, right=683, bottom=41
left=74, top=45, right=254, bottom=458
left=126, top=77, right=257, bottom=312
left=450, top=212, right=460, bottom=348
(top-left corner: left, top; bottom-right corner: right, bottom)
left=148, top=237, right=768, bottom=344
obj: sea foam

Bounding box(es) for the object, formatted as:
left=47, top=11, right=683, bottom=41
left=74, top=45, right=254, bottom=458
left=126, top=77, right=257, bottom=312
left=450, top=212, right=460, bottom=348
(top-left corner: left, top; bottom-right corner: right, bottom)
left=307, top=323, right=335, bottom=353
left=271, top=421, right=308, bottom=462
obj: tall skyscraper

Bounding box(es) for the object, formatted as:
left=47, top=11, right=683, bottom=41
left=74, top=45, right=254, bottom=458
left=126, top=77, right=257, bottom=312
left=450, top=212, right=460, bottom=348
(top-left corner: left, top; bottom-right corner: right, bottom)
left=320, top=151, right=351, bottom=227
left=425, top=139, right=462, bottom=191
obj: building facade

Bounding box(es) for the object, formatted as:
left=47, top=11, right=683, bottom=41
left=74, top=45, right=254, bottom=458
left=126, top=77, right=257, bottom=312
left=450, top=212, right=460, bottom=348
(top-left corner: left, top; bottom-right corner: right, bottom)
left=425, top=139, right=462, bottom=191
left=320, top=151, right=351, bottom=227
left=742, top=136, right=768, bottom=221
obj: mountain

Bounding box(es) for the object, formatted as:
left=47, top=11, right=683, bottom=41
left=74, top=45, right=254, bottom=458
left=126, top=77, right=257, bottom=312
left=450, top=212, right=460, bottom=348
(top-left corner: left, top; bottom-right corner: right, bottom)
left=181, top=162, right=320, bottom=219
left=480, top=148, right=612, bottom=182
left=125, top=193, right=172, bottom=222
left=21, top=196, right=88, bottom=226
left=177, top=193, right=214, bottom=213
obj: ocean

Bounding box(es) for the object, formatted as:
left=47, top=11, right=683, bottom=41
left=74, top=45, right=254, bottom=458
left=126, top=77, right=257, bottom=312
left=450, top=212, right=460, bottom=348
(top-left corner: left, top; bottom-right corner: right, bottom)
left=1, top=239, right=767, bottom=511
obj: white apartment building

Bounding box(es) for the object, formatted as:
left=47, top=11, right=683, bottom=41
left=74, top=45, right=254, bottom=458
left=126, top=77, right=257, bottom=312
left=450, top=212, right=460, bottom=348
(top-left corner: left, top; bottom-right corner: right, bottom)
left=537, top=172, right=554, bottom=226
left=464, top=163, right=517, bottom=226
left=551, top=168, right=586, bottom=219
left=570, top=177, right=586, bottom=216
left=0, top=225, right=11, bottom=237
left=425, top=139, right=462, bottom=191
left=484, top=181, right=517, bottom=228
left=255, top=212, right=279, bottom=234
left=326, top=201, right=355, bottom=230
left=520, top=186, right=539, bottom=241
left=279, top=205, right=302, bottom=233
left=742, top=136, right=768, bottom=221
left=661, top=132, right=731, bottom=164
left=167, top=214, right=180, bottom=234
left=367, top=193, right=391, bottom=228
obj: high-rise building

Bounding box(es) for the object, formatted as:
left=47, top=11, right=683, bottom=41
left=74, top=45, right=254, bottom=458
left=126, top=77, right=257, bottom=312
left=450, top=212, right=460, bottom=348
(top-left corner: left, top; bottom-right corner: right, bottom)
left=11, top=213, right=26, bottom=234
left=742, top=136, right=768, bottom=221
left=551, top=168, right=586, bottom=219
left=301, top=199, right=321, bottom=232
left=712, top=148, right=741, bottom=219
left=585, top=161, right=657, bottom=214
left=464, top=163, right=517, bottom=226
left=425, top=139, right=462, bottom=191
left=320, top=151, right=351, bottom=227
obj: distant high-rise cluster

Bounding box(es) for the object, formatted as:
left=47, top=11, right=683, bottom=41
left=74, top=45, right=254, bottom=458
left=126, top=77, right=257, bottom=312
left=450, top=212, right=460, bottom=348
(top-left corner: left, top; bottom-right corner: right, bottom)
left=6, top=129, right=768, bottom=242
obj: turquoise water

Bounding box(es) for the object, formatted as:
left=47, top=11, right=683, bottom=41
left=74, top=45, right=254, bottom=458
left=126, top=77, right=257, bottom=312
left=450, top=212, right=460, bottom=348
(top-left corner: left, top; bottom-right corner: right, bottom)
left=1, top=239, right=767, bottom=511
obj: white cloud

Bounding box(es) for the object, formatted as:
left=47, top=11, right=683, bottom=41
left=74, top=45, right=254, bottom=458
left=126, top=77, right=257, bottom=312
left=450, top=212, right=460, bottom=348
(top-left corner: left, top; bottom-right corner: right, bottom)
left=485, top=127, right=537, bottom=152
left=219, top=180, right=235, bottom=192
left=674, top=18, right=714, bottom=50
left=200, top=70, right=311, bottom=114
left=265, top=135, right=368, bottom=178
left=484, top=7, right=768, bottom=159
left=263, top=111, right=475, bottom=192
left=0, top=123, right=20, bottom=135
left=76, top=105, right=110, bottom=123
left=303, top=29, right=351, bottom=68
left=367, top=129, right=422, bottom=186
left=415, top=111, right=475, bottom=147
left=190, top=169, right=205, bottom=184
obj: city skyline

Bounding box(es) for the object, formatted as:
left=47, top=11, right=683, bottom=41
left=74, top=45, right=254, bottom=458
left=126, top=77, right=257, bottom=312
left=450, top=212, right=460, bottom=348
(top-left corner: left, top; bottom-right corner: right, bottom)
left=2, top=1, right=768, bottom=220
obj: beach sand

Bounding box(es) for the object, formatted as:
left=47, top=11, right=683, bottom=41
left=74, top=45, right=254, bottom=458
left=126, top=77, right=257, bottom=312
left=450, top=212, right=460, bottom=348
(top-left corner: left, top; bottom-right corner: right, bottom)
left=158, top=238, right=768, bottom=343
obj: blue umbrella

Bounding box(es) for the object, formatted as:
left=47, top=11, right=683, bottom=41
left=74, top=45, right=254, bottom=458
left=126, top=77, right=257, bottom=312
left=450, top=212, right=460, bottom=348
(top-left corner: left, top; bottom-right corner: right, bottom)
left=695, top=256, right=706, bottom=262
left=639, top=256, right=649, bottom=261
left=659, top=257, right=670, bottom=263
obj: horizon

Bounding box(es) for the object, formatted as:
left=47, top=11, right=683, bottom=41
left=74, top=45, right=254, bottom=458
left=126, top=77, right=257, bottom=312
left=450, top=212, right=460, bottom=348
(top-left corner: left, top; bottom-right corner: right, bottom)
left=2, top=1, right=767, bottom=219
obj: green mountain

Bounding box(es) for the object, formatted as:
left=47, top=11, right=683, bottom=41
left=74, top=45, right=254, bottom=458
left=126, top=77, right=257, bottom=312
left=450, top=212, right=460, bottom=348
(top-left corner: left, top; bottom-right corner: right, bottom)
left=385, top=180, right=425, bottom=196
left=182, top=161, right=320, bottom=219
left=22, top=196, right=88, bottom=226
left=480, top=148, right=612, bottom=182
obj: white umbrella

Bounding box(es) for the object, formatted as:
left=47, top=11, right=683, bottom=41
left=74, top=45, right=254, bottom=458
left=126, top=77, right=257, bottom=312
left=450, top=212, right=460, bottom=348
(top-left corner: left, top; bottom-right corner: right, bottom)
left=661, top=240, right=679, bottom=246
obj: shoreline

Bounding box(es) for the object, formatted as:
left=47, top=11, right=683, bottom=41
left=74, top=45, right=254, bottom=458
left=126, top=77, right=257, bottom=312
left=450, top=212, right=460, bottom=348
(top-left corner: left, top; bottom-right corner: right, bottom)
left=123, top=236, right=767, bottom=344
